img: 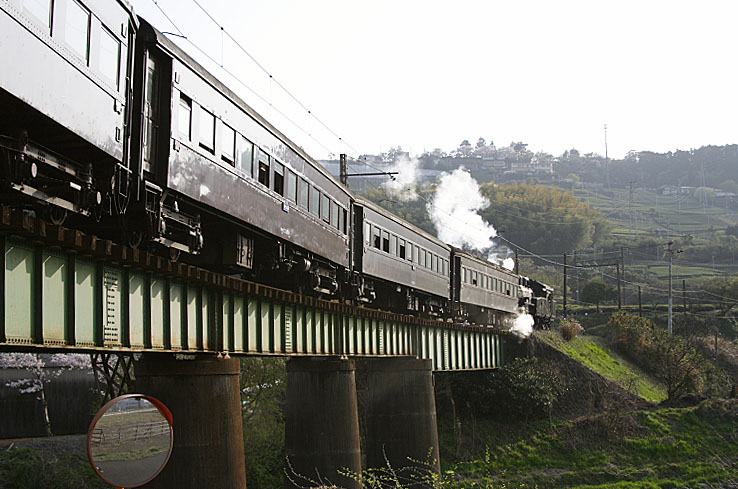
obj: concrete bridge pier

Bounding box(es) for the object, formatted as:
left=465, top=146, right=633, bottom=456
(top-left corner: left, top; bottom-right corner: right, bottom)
left=284, top=357, right=362, bottom=489
left=134, top=354, right=247, bottom=489
left=362, top=357, right=441, bottom=474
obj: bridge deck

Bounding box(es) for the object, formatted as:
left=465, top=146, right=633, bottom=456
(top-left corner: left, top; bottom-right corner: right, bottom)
left=0, top=208, right=506, bottom=371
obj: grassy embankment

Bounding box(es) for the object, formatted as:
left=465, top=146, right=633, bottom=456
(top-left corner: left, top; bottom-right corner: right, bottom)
left=444, top=328, right=738, bottom=488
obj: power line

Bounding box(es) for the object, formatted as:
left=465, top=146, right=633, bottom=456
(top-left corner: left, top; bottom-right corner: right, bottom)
left=186, top=0, right=363, bottom=159
left=149, top=0, right=341, bottom=158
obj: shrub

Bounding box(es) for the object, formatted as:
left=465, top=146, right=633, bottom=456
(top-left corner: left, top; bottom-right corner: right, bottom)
left=607, top=311, right=712, bottom=399
left=558, top=318, right=584, bottom=341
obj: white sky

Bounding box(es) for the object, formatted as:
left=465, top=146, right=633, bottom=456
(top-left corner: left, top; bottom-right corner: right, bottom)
left=131, top=0, right=738, bottom=161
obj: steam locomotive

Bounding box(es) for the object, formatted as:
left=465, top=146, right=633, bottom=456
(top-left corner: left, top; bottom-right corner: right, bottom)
left=0, top=0, right=554, bottom=328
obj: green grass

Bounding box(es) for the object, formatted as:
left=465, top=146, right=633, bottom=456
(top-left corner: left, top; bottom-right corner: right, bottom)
left=446, top=401, right=738, bottom=489
left=0, top=446, right=107, bottom=489
left=540, top=331, right=666, bottom=403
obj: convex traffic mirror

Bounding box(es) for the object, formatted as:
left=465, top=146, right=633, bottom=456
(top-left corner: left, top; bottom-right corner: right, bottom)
left=87, top=394, right=173, bottom=488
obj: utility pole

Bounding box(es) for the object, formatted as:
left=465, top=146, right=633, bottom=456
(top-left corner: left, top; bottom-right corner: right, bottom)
left=668, top=241, right=673, bottom=335
left=616, top=260, right=622, bottom=310
left=638, top=286, right=642, bottom=317
left=682, top=279, right=687, bottom=316
left=604, top=124, right=610, bottom=190
left=563, top=254, right=567, bottom=318
left=620, top=246, right=625, bottom=306
left=574, top=250, right=580, bottom=303
left=339, top=154, right=348, bottom=187
left=666, top=241, right=682, bottom=334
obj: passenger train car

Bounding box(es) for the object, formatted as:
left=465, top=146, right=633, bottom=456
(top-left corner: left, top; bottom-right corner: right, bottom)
left=0, top=0, right=136, bottom=222
left=0, top=0, right=554, bottom=328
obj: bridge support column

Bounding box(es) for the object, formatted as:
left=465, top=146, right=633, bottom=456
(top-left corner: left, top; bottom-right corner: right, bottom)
left=134, top=354, right=247, bottom=489
left=362, top=357, right=440, bottom=474
left=284, top=357, right=361, bottom=489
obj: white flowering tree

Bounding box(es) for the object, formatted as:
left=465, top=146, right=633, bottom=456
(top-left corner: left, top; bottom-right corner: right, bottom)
left=0, top=352, right=91, bottom=436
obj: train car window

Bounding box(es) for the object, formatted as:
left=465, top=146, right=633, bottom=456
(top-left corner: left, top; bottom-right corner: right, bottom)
left=434, top=255, right=439, bottom=273
left=199, top=107, right=215, bottom=153
left=24, top=0, right=53, bottom=32
left=382, top=231, right=390, bottom=253
left=239, top=136, right=254, bottom=176
left=178, top=96, right=192, bottom=140
left=221, top=124, right=235, bottom=164
left=331, top=201, right=339, bottom=228
left=364, top=223, right=371, bottom=245
left=311, top=187, right=320, bottom=216
left=442, top=259, right=448, bottom=276
left=399, top=239, right=406, bottom=259
left=420, top=249, right=426, bottom=268
left=273, top=163, right=284, bottom=195
left=299, top=179, right=309, bottom=209
left=286, top=171, right=297, bottom=202
left=372, top=227, right=381, bottom=249
left=258, top=156, right=270, bottom=187
left=65, top=0, right=91, bottom=63
left=461, top=267, right=466, bottom=283
left=342, top=209, right=348, bottom=235
left=390, top=235, right=397, bottom=256
left=99, top=27, right=121, bottom=87
left=142, top=54, right=161, bottom=173
left=472, top=271, right=478, bottom=286
left=321, top=194, right=330, bottom=222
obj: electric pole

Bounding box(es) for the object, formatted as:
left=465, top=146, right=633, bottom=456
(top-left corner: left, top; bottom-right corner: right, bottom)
left=668, top=241, right=673, bottom=335
left=563, top=254, right=567, bottom=318
left=667, top=241, right=683, bottom=335
left=620, top=246, right=625, bottom=306
left=339, top=154, right=348, bottom=187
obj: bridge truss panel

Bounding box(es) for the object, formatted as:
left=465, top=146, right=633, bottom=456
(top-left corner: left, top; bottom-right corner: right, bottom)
left=0, top=235, right=507, bottom=371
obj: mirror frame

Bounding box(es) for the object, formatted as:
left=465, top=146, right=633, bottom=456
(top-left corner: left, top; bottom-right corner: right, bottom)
left=86, top=394, right=174, bottom=488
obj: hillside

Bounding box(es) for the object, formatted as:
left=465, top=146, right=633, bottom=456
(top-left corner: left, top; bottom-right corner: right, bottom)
left=438, top=322, right=738, bottom=489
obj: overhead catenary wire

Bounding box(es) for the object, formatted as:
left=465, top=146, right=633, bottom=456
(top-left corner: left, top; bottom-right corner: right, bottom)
left=187, top=0, right=363, bottom=159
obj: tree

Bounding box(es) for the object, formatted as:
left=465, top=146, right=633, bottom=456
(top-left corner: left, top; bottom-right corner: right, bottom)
left=478, top=182, right=610, bottom=256
left=580, top=278, right=616, bottom=311
left=719, top=179, right=738, bottom=194
left=240, top=357, right=286, bottom=489
left=457, top=140, right=472, bottom=157
left=0, top=353, right=91, bottom=436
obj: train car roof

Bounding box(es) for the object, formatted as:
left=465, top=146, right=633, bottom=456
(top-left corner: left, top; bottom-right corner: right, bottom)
left=354, top=196, right=450, bottom=250
left=452, top=247, right=518, bottom=277
left=117, top=0, right=138, bottom=22
left=136, top=16, right=352, bottom=200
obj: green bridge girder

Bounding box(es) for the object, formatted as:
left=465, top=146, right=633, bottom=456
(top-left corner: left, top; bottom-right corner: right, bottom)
left=0, top=235, right=506, bottom=371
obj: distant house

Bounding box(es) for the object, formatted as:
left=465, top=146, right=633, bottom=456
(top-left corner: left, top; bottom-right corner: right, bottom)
left=659, top=185, right=679, bottom=195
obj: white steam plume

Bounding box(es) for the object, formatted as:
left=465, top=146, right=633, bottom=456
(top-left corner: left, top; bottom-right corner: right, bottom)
left=381, top=155, right=419, bottom=201
left=428, top=168, right=496, bottom=250
left=510, top=312, right=534, bottom=339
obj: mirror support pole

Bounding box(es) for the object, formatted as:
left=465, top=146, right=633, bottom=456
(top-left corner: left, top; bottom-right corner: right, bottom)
left=133, top=355, right=247, bottom=489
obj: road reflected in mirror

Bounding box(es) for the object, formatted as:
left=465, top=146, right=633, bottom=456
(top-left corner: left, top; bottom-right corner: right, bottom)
left=87, top=395, right=173, bottom=488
